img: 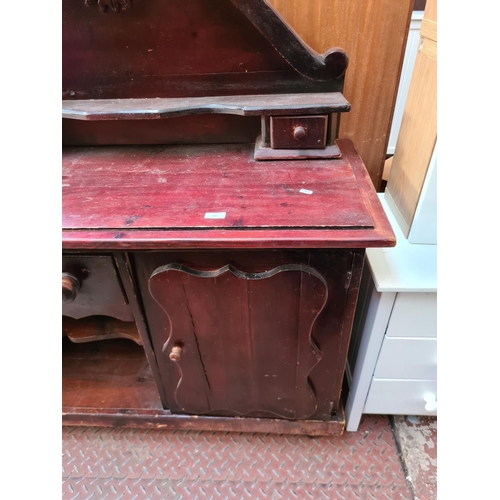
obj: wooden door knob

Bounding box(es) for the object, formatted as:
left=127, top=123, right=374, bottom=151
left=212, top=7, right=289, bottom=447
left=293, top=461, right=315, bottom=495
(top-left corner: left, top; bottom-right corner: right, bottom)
left=293, top=125, right=307, bottom=140
left=62, top=273, right=80, bottom=303
left=169, top=345, right=183, bottom=362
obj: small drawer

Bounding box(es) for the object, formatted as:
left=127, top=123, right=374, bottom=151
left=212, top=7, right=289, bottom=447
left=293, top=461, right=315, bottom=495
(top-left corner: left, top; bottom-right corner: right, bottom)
left=364, top=379, right=437, bottom=416
left=373, top=337, right=437, bottom=380
left=386, top=293, right=437, bottom=338
left=270, top=115, right=328, bottom=149
left=62, top=255, right=134, bottom=322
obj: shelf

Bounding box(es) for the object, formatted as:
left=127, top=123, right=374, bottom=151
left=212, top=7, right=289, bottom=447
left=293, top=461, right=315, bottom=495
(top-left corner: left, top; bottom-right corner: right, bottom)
left=63, top=316, right=142, bottom=345
left=62, top=92, right=350, bottom=121
left=62, top=337, right=345, bottom=435
left=62, top=338, right=163, bottom=411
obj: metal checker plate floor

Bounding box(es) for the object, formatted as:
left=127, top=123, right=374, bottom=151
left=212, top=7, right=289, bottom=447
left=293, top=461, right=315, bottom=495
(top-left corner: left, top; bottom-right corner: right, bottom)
left=62, top=415, right=416, bottom=499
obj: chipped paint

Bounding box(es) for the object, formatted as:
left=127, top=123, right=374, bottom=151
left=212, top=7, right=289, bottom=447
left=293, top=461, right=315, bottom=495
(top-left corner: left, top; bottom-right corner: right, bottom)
left=393, top=415, right=437, bottom=500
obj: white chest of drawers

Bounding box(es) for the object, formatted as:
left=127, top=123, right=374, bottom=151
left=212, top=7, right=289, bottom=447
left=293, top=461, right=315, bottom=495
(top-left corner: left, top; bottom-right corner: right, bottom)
left=345, top=194, right=437, bottom=432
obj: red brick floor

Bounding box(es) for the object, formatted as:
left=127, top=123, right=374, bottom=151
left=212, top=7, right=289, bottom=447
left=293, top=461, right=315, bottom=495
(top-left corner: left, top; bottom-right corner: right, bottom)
left=62, top=415, right=417, bottom=499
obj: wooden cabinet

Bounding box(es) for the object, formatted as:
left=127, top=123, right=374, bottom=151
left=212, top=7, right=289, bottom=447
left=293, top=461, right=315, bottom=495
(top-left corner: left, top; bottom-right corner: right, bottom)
left=61, top=0, right=397, bottom=435
left=61, top=140, right=395, bottom=436
left=133, top=249, right=362, bottom=420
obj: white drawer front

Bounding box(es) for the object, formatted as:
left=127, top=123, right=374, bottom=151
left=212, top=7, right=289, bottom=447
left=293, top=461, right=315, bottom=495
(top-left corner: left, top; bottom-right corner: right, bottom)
left=386, top=292, right=437, bottom=338
left=364, top=379, right=437, bottom=415
left=374, top=337, right=436, bottom=380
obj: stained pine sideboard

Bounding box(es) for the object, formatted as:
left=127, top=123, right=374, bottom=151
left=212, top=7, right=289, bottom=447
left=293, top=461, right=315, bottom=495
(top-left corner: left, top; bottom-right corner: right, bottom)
left=62, top=0, right=396, bottom=436
left=62, top=139, right=395, bottom=435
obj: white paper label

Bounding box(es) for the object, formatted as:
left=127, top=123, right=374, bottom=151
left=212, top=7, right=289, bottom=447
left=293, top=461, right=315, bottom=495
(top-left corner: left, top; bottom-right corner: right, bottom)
left=204, top=212, right=227, bottom=219
left=299, top=188, right=313, bottom=195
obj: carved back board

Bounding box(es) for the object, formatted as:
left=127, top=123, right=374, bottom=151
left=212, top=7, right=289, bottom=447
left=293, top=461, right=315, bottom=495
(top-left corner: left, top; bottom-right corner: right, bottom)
left=62, top=0, right=349, bottom=146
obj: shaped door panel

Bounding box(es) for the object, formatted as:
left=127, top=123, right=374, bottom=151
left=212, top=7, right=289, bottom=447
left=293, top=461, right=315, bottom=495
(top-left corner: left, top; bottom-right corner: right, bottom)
left=133, top=250, right=361, bottom=420
left=148, top=263, right=326, bottom=419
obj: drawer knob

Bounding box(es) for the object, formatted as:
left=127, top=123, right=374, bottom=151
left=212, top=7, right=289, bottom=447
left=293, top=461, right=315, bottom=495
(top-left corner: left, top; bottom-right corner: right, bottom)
left=62, top=273, right=80, bottom=303
left=423, top=394, right=437, bottom=412
left=293, top=125, right=307, bottom=140
left=169, top=345, right=183, bottom=362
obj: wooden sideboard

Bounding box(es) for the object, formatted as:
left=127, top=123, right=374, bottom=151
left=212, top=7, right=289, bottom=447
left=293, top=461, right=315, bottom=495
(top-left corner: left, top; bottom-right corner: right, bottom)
left=62, top=0, right=396, bottom=436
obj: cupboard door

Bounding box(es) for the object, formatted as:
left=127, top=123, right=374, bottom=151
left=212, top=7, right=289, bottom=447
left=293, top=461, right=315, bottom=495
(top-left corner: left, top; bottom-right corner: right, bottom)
left=134, top=250, right=361, bottom=420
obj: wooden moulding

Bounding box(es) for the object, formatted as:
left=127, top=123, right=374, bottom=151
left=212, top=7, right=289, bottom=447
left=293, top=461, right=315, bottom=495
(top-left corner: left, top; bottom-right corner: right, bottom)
left=230, top=0, right=348, bottom=82
left=254, top=136, right=341, bottom=160
left=62, top=92, right=351, bottom=121
left=62, top=404, right=345, bottom=437
left=63, top=316, right=143, bottom=345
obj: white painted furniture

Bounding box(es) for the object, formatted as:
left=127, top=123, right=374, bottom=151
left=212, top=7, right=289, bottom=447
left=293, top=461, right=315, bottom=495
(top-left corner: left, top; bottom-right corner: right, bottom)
left=345, top=194, right=437, bottom=432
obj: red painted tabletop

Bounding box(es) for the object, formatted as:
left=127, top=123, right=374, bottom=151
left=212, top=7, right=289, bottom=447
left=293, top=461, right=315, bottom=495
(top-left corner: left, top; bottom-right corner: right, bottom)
left=62, top=139, right=395, bottom=250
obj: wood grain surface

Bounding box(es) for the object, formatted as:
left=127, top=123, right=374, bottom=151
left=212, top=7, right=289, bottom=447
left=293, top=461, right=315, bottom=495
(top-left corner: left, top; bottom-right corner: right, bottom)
left=269, top=0, right=414, bottom=189
left=62, top=143, right=374, bottom=231
left=62, top=0, right=344, bottom=100
left=62, top=405, right=345, bottom=435
left=148, top=263, right=328, bottom=419
left=62, top=337, right=162, bottom=410
left=133, top=249, right=362, bottom=420
left=63, top=316, right=142, bottom=345
left=386, top=0, right=436, bottom=234
left=62, top=93, right=350, bottom=121
left=62, top=139, right=395, bottom=250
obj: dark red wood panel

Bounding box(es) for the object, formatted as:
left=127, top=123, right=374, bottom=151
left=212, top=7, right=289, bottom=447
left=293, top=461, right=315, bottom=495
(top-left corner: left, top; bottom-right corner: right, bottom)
left=132, top=249, right=356, bottom=420
left=62, top=0, right=343, bottom=100
left=62, top=114, right=261, bottom=147
left=62, top=227, right=392, bottom=250
left=62, top=143, right=374, bottom=230
left=147, top=263, right=326, bottom=419
left=63, top=0, right=285, bottom=98
left=62, top=140, right=396, bottom=249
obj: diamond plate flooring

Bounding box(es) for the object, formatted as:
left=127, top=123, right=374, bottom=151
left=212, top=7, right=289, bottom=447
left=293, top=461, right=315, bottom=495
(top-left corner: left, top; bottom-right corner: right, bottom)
left=62, top=415, right=415, bottom=499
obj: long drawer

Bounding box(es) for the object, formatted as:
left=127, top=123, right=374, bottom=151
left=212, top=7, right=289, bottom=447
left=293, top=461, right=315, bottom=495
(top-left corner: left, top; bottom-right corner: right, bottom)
left=364, top=379, right=437, bottom=415
left=373, top=337, right=437, bottom=380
